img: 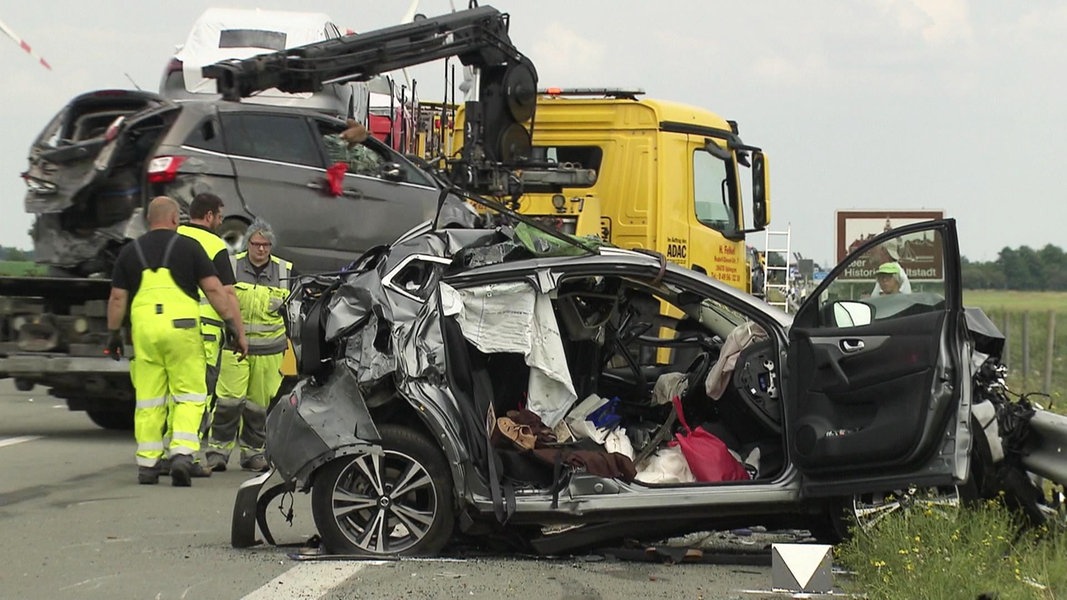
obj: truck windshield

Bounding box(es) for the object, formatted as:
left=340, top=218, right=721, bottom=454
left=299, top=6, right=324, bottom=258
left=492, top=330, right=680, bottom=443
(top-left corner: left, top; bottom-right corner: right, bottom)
left=693, top=148, right=738, bottom=233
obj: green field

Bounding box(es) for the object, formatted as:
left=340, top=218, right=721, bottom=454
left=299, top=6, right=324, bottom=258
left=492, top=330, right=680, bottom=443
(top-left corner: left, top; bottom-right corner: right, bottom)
left=0, top=261, right=45, bottom=276
left=964, top=289, right=1067, bottom=407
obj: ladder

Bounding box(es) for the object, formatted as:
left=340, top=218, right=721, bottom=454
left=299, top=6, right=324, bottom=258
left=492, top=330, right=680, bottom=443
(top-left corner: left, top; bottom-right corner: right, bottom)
left=763, top=225, right=793, bottom=312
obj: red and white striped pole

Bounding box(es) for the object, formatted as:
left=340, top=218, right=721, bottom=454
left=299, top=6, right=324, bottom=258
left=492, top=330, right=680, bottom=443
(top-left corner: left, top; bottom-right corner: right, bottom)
left=0, top=18, right=51, bottom=70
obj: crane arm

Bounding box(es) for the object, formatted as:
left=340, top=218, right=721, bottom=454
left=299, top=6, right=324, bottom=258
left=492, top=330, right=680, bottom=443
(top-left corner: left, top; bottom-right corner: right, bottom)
left=202, top=6, right=525, bottom=102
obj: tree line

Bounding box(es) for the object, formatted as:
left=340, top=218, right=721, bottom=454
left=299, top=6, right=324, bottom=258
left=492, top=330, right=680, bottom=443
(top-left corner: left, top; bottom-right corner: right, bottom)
left=962, top=244, right=1067, bottom=290
left=0, top=246, right=32, bottom=262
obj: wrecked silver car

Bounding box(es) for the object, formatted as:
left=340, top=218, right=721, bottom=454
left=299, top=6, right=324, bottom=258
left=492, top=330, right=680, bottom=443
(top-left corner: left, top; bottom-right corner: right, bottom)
left=22, top=90, right=462, bottom=276
left=233, top=206, right=1062, bottom=556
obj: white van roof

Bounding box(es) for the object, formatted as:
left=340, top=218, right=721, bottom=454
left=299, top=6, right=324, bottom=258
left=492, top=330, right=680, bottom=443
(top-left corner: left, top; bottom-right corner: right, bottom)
left=175, top=8, right=342, bottom=96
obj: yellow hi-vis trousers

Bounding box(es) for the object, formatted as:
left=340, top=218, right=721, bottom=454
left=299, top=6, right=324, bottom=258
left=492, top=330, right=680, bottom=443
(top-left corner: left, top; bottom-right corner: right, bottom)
left=209, top=350, right=283, bottom=460
left=129, top=246, right=207, bottom=467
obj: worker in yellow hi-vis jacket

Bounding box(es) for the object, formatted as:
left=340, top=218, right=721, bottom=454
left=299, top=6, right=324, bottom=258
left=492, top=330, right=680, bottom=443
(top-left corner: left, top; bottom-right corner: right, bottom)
left=206, top=219, right=293, bottom=472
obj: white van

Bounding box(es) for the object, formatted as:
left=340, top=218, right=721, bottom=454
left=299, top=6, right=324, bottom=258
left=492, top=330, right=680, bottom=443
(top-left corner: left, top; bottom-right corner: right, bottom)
left=158, top=8, right=368, bottom=119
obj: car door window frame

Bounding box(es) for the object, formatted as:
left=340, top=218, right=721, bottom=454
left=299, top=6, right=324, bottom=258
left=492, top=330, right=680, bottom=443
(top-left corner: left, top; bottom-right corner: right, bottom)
left=219, top=112, right=321, bottom=167
left=313, top=118, right=436, bottom=187
left=787, top=219, right=965, bottom=494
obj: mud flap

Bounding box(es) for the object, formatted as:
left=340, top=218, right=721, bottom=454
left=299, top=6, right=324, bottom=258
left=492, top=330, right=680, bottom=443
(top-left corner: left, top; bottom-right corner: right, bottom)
left=231, top=468, right=275, bottom=548
left=256, top=480, right=296, bottom=546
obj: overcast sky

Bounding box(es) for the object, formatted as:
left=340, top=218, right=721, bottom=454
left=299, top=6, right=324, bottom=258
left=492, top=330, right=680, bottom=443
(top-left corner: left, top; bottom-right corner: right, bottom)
left=3, top=0, right=1065, bottom=265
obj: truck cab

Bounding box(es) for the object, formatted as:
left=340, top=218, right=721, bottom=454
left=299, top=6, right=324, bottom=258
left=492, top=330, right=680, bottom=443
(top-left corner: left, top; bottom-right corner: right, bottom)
left=528, top=89, right=769, bottom=292
left=453, top=89, right=770, bottom=292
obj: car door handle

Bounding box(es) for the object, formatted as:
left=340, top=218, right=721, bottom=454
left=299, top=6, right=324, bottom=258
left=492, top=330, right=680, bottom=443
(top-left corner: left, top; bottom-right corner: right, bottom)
left=841, top=339, right=865, bottom=353
left=341, top=188, right=370, bottom=200
left=306, top=182, right=367, bottom=200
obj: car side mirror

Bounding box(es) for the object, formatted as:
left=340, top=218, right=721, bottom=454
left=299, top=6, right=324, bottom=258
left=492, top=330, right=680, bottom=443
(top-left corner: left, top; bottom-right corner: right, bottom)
left=828, top=300, right=872, bottom=328
left=381, top=162, right=406, bottom=182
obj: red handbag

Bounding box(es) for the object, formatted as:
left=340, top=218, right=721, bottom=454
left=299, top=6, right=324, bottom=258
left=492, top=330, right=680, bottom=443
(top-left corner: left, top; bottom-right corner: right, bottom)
left=669, top=396, right=749, bottom=482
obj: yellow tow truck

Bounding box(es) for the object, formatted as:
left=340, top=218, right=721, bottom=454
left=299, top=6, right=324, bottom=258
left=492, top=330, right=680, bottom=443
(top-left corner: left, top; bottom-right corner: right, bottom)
left=449, top=87, right=771, bottom=292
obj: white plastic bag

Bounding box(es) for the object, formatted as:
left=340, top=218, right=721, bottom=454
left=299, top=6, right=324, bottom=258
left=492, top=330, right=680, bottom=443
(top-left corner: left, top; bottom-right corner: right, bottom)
left=634, top=445, right=696, bottom=484
left=604, top=427, right=634, bottom=460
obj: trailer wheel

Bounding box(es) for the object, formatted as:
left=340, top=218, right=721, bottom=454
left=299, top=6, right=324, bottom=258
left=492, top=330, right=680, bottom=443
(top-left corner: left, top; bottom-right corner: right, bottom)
left=218, top=218, right=249, bottom=254
left=86, top=408, right=134, bottom=430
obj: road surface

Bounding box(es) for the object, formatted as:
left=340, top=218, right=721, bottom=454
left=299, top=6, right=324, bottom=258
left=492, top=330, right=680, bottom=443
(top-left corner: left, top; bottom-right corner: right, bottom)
left=0, top=380, right=828, bottom=599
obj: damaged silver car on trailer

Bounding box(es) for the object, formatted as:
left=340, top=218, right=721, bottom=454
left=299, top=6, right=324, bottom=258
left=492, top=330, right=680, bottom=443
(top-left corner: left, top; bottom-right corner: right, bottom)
left=232, top=202, right=1004, bottom=556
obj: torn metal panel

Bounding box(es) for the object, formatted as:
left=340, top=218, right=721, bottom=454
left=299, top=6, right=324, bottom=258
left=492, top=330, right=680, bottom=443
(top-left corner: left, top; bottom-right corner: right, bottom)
left=266, top=370, right=379, bottom=486
left=341, top=314, right=396, bottom=386
left=30, top=213, right=132, bottom=272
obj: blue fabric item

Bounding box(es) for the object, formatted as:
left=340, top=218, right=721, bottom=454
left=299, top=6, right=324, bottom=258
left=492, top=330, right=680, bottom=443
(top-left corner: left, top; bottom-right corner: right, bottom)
left=588, top=396, right=622, bottom=429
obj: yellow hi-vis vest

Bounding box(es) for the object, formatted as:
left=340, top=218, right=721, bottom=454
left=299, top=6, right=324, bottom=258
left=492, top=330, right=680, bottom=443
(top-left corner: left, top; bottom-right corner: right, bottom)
left=129, top=235, right=200, bottom=332
left=230, top=251, right=292, bottom=356
left=177, top=224, right=228, bottom=332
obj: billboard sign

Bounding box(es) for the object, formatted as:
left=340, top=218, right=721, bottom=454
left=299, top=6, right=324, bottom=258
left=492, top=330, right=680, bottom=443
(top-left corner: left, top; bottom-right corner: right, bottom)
left=836, top=210, right=945, bottom=281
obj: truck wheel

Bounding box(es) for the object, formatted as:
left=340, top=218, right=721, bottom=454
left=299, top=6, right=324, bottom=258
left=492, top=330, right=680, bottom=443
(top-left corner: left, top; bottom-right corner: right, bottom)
left=218, top=218, right=249, bottom=254
left=86, top=408, right=134, bottom=430
left=311, top=425, right=455, bottom=556
left=13, top=378, right=34, bottom=391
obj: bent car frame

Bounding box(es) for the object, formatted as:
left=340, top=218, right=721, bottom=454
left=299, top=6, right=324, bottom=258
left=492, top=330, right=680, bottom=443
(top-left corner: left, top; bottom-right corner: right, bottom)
left=233, top=207, right=1027, bottom=556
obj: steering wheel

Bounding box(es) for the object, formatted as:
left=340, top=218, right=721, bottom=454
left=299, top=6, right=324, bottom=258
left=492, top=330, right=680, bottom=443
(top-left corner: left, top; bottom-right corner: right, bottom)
left=680, top=350, right=716, bottom=405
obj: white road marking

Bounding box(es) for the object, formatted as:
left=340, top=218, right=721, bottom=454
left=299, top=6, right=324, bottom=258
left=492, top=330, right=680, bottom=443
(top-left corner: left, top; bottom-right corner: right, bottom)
left=0, top=435, right=42, bottom=448
left=241, top=561, right=377, bottom=600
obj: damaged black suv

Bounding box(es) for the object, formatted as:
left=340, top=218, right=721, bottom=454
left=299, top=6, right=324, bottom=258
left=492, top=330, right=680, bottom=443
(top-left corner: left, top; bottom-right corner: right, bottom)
left=22, top=89, right=460, bottom=276
left=233, top=202, right=983, bottom=557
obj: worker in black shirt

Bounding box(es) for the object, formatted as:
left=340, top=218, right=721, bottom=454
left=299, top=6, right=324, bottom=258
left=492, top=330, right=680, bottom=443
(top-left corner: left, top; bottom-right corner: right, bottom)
left=107, top=196, right=249, bottom=486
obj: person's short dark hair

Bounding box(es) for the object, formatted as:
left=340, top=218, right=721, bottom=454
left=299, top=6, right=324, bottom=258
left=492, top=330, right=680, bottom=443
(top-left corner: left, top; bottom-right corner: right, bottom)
left=189, top=193, right=224, bottom=220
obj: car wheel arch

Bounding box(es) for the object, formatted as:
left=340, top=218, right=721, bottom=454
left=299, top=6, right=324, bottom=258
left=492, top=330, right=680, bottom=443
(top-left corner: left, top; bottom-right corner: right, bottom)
left=369, top=397, right=470, bottom=506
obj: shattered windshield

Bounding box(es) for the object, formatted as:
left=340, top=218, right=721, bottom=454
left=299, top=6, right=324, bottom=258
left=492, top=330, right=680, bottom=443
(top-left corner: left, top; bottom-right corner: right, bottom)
left=451, top=188, right=605, bottom=258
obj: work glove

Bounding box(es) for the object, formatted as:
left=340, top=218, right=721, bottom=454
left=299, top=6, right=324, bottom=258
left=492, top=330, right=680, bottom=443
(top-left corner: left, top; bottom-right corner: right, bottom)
left=223, top=318, right=248, bottom=360
left=223, top=318, right=240, bottom=351
left=105, top=329, right=123, bottom=361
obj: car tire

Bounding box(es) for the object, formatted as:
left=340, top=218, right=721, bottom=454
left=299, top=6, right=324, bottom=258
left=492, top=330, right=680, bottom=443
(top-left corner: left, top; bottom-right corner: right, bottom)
left=311, top=424, right=455, bottom=556
left=86, top=408, right=134, bottom=430
left=217, top=218, right=249, bottom=254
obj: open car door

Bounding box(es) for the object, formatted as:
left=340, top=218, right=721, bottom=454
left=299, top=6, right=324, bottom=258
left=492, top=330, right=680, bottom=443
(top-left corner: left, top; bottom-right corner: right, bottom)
left=785, top=218, right=970, bottom=497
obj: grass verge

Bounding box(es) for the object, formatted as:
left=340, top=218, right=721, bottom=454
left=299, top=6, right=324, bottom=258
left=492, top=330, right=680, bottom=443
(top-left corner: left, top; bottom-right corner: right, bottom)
left=836, top=501, right=1067, bottom=599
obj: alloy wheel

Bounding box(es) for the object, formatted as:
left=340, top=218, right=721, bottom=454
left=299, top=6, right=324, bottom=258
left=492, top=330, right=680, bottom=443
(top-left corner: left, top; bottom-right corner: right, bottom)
left=325, top=449, right=442, bottom=554
left=850, top=485, right=961, bottom=533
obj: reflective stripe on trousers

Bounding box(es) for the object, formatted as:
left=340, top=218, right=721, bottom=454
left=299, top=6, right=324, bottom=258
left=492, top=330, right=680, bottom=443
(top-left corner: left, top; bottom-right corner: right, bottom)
left=208, top=351, right=283, bottom=460
left=129, top=257, right=205, bottom=467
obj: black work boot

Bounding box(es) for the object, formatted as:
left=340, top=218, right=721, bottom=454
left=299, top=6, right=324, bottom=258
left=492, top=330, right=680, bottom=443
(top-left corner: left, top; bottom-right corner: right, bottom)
left=206, top=453, right=228, bottom=472
left=241, top=454, right=270, bottom=472
left=189, top=460, right=213, bottom=478
left=138, top=464, right=161, bottom=485
left=170, top=455, right=193, bottom=487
